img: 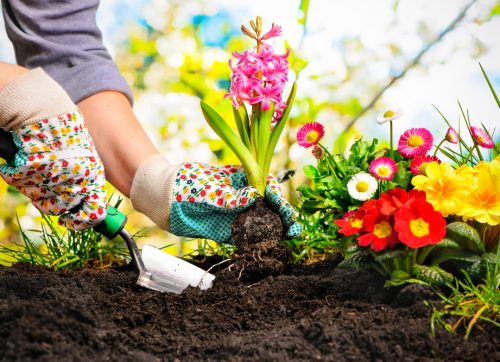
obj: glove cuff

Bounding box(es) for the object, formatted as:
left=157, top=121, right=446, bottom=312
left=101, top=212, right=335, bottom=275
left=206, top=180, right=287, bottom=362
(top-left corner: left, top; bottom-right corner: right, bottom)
left=0, top=68, right=78, bottom=131
left=130, top=154, right=180, bottom=231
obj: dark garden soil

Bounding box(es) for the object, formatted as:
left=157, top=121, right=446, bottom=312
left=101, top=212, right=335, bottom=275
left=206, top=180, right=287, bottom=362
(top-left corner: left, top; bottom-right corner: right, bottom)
left=0, top=257, right=498, bottom=362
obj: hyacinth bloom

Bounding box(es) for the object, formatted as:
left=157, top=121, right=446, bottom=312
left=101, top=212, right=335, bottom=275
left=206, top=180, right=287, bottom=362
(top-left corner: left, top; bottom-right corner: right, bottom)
left=347, top=172, right=378, bottom=201
left=296, top=122, right=325, bottom=148
left=410, top=155, right=441, bottom=175
left=369, top=157, right=398, bottom=180
left=311, top=145, right=324, bottom=159
left=202, top=17, right=295, bottom=195
left=377, top=108, right=404, bottom=125
left=397, top=128, right=434, bottom=158
left=394, top=200, right=446, bottom=248
left=412, top=161, right=471, bottom=217
left=226, top=33, right=288, bottom=122
left=445, top=127, right=459, bottom=144
left=470, top=126, right=494, bottom=149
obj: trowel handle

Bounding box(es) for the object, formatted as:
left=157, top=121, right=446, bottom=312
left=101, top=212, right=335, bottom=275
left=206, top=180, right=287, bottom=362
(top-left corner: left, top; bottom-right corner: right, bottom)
left=95, top=205, right=148, bottom=275
left=94, top=205, right=127, bottom=239
left=0, top=129, right=17, bottom=163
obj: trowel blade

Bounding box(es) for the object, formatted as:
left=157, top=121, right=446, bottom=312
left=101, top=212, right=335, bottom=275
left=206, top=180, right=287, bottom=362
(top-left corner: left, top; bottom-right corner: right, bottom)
left=139, top=245, right=215, bottom=294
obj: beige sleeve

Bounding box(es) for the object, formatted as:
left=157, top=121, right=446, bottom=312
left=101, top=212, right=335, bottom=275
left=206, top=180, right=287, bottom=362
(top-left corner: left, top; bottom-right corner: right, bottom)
left=0, top=68, right=78, bottom=131
left=130, top=154, right=180, bottom=231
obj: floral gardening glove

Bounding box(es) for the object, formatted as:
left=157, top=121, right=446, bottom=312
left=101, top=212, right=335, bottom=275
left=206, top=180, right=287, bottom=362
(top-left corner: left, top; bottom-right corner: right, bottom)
left=0, top=68, right=108, bottom=231
left=130, top=157, right=301, bottom=243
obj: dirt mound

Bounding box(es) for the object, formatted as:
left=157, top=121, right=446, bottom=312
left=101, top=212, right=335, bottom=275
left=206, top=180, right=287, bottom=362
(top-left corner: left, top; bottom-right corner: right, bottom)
left=0, top=260, right=498, bottom=361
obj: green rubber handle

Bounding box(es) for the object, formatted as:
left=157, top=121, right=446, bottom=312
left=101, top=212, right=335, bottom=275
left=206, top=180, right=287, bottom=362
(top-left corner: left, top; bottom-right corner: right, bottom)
left=94, top=205, right=127, bottom=239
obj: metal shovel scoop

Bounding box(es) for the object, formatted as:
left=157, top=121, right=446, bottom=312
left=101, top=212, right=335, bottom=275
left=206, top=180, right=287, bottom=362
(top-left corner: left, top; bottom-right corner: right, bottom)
left=0, top=129, right=215, bottom=293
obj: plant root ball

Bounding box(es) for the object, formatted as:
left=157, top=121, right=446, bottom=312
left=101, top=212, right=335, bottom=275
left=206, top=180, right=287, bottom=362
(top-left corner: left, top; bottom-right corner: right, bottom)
left=231, top=197, right=283, bottom=245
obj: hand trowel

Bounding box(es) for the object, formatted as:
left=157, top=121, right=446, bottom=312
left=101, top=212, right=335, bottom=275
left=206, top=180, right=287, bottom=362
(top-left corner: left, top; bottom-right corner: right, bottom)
left=0, top=129, right=215, bottom=293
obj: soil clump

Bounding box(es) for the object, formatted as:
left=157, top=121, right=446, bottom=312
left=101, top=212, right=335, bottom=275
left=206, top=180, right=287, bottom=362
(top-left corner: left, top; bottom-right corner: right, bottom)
left=230, top=197, right=291, bottom=282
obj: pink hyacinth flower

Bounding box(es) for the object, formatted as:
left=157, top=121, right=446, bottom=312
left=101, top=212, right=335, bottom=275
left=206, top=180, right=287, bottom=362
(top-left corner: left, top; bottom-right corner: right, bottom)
left=249, top=83, right=284, bottom=111
left=470, top=126, right=494, bottom=149
left=296, top=122, right=325, bottom=148
left=410, top=155, right=441, bottom=175
left=445, top=127, right=459, bottom=144
left=261, top=23, right=283, bottom=40
left=397, top=128, right=434, bottom=158
left=369, top=157, right=398, bottom=181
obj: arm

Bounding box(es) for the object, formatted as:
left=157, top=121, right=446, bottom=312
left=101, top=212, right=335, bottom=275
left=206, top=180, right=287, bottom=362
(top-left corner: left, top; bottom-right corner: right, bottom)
left=1, top=0, right=158, bottom=196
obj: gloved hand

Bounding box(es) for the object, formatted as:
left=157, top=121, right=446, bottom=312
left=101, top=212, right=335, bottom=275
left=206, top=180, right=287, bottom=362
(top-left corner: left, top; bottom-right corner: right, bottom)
left=0, top=68, right=108, bottom=231
left=130, top=158, right=302, bottom=243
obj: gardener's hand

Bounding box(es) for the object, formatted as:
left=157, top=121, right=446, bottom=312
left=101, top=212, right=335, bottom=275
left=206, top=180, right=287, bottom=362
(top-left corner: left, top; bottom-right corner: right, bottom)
left=130, top=158, right=301, bottom=243
left=0, top=68, right=108, bottom=231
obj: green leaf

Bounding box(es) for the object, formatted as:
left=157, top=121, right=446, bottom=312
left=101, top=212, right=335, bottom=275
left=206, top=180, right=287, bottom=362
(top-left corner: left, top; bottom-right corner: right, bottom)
left=434, top=237, right=460, bottom=249
left=427, top=248, right=480, bottom=266
left=479, top=63, right=500, bottom=108
left=303, top=164, right=318, bottom=179
left=233, top=105, right=251, bottom=149
left=338, top=251, right=374, bottom=270
left=412, top=264, right=454, bottom=286
left=257, top=102, right=275, bottom=171
left=482, top=252, right=498, bottom=265
left=446, top=222, right=485, bottom=254
left=263, top=82, right=297, bottom=177
left=385, top=270, right=412, bottom=287
left=200, top=101, right=265, bottom=194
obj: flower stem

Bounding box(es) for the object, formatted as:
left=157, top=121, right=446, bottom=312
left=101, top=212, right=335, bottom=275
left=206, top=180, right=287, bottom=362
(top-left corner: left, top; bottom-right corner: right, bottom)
left=319, top=143, right=345, bottom=178
left=389, top=120, right=394, bottom=158
left=432, top=138, right=446, bottom=158
left=464, top=144, right=477, bottom=166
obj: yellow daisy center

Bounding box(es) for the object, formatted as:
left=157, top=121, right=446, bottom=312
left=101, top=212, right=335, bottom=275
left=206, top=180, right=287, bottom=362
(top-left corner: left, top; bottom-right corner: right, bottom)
left=373, top=221, right=392, bottom=239
left=306, top=131, right=320, bottom=143
left=356, top=180, right=369, bottom=192
left=408, top=135, right=424, bottom=147
left=351, top=219, right=363, bottom=229
left=410, top=218, right=429, bottom=237
left=383, top=110, right=395, bottom=118
left=377, top=166, right=390, bottom=177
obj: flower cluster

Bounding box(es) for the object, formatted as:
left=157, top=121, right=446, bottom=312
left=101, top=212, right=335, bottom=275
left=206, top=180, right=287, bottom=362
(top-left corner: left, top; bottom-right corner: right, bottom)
left=225, top=23, right=289, bottom=121
left=412, top=157, right=500, bottom=227
left=335, top=188, right=446, bottom=252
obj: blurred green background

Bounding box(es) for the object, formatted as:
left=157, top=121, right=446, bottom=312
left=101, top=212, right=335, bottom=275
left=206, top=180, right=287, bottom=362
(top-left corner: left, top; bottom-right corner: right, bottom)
left=0, top=0, right=499, bottom=257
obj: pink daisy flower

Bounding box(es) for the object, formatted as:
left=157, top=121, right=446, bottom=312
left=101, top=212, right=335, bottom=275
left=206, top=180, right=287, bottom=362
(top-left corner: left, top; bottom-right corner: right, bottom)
left=410, top=155, right=441, bottom=175
left=296, top=122, right=325, bottom=148
left=445, top=127, right=459, bottom=144
left=397, top=128, right=433, bottom=158
left=311, top=145, right=324, bottom=159
left=470, top=126, right=494, bottom=149
left=369, top=157, right=398, bottom=180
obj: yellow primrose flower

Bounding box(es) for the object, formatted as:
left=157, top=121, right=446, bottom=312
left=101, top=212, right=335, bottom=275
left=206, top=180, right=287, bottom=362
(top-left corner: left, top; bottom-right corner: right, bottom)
left=412, top=161, right=470, bottom=217
left=458, top=167, right=500, bottom=225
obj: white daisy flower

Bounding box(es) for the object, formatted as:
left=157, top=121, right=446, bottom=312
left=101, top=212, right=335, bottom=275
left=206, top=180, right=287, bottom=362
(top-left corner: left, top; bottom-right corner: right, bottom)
left=377, top=108, right=404, bottom=125
left=347, top=172, right=378, bottom=201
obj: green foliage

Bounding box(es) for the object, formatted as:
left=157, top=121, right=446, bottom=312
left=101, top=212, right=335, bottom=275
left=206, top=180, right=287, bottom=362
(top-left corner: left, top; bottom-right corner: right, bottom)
left=282, top=212, right=340, bottom=263
left=0, top=213, right=129, bottom=270
left=427, top=243, right=500, bottom=339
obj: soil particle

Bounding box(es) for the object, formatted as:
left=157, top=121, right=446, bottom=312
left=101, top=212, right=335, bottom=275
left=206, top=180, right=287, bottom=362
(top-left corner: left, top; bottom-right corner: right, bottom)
left=0, top=262, right=498, bottom=361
